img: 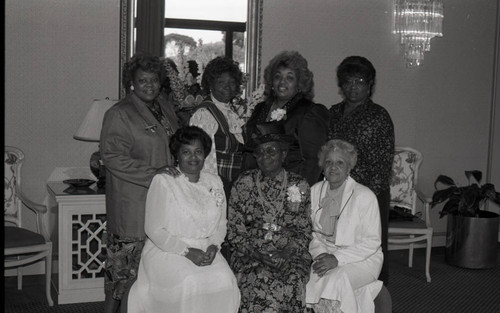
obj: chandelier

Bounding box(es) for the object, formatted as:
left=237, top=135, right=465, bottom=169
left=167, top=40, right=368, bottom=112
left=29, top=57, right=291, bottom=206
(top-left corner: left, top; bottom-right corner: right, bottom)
left=394, top=0, right=444, bottom=67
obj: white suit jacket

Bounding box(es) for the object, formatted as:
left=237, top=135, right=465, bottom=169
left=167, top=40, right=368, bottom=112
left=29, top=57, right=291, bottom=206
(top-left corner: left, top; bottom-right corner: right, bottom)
left=309, top=176, right=383, bottom=268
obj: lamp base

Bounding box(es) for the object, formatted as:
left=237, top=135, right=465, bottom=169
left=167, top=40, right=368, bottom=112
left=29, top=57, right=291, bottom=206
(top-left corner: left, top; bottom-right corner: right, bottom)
left=90, top=151, right=106, bottom=189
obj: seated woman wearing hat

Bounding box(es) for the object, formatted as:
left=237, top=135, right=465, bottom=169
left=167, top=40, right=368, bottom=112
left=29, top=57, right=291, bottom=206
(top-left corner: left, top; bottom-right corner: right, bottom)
left=227, top=123, right=313, bottom=313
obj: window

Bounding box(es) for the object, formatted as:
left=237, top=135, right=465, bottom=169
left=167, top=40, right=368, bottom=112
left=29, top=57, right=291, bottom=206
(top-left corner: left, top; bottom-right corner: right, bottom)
left=130, top=0, right=246, bottom=77
left=120, top=0, right=262, bottom=97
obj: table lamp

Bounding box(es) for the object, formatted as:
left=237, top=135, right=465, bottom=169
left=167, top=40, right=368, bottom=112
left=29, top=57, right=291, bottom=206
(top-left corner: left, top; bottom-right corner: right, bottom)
left=73, top=98, right=118, bottom=188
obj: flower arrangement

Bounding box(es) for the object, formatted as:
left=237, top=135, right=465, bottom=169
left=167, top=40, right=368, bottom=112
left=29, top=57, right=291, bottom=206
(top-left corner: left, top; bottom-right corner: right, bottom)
left=230, top=83, right=266, bottom=121
left=164, top=60, right=204, bottom=109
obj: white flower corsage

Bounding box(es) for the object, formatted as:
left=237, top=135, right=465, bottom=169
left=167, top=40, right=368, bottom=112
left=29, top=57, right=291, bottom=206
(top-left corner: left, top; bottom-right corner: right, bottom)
left=210, top=188, right=225, bottom=208
left=287, top=185, right=303, bottom=203
left=270, top=108, right=286, bottom=121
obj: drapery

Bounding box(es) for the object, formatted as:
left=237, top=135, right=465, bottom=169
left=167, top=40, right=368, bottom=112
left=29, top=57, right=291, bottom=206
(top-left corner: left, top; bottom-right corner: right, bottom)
left=136, top=0, right=165, bottom=57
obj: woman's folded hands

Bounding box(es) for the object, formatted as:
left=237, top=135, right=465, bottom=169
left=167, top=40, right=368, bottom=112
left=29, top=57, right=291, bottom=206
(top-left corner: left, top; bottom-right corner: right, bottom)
left=251, top=247, right=293, bottom=272
left=185, top=244, right=218, bottom=266
left=312, top=253, right=338, bottom=277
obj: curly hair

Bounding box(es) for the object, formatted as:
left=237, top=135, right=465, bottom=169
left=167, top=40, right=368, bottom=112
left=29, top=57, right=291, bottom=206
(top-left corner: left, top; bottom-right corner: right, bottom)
left=317, top=139, right=358, bottom=170
left=122, top=54, right=165, bottom=93
left=201, top=56, right=244, bottom=96
left=263, top=51, right=315, bottom=101
left=169, top=126, right=213, bottom=161
left=336, top=56, right=376, bottom=87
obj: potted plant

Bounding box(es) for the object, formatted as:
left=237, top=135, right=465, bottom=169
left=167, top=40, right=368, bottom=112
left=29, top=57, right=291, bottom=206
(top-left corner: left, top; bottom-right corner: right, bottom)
left=431, top=170, right=500, bottom=268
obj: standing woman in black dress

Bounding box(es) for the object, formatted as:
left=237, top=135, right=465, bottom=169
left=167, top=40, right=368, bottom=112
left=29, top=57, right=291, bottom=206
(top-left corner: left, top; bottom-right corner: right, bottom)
left=327, top=56, right=395, bottom=284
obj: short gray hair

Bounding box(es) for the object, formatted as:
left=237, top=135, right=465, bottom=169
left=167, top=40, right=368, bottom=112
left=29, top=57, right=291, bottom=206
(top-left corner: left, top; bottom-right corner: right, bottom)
left=317, top=139, right=358, bottom=169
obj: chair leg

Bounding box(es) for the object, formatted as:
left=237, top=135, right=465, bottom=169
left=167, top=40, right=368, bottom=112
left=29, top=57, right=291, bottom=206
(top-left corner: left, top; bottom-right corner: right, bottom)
left=46, top=251, right=54, bottom=306
left=425, top=235, right=432, bottom=283
left=17, top=267, right=23, bottom=290
left=408, top=239, right=414, bottom=268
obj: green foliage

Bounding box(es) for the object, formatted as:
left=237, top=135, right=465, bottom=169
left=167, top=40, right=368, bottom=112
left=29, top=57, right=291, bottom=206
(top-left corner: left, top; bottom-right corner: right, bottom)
left=431, top=170, right=500, bottom=217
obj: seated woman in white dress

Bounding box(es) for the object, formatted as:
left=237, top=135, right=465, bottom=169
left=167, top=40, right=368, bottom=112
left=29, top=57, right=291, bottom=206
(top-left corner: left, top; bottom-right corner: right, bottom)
left=306, top=139, right=383, bottom=313
left=127, top=126, right=240, bottom=313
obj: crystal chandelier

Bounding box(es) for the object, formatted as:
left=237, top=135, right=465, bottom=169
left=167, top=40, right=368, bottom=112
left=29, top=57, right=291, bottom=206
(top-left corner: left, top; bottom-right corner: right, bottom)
left=394, top=0, right=444, bottom=67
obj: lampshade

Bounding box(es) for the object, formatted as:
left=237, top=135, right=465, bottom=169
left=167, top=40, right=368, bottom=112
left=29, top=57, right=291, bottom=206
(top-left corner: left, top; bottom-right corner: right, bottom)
left=394, top=0, right=444, bottom=67
left=73, top=98, right=118, bottom=142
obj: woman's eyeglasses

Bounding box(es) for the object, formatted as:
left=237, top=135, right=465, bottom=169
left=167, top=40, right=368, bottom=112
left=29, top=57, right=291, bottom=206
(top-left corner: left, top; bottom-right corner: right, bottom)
left=254, top=146, right=281, bottom=158
left=341, top=78, right=368, bottom=88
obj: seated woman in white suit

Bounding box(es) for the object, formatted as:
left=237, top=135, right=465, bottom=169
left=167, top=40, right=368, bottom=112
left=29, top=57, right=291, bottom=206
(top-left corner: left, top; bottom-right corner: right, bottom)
left=306, top=139, right=383, bottom=313
left=127, top=126, right=240, bottom=313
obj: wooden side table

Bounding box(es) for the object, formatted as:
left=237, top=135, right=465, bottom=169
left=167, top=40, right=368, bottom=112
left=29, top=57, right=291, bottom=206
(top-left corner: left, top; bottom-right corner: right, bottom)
left=47, top=182, right=106, bottom=304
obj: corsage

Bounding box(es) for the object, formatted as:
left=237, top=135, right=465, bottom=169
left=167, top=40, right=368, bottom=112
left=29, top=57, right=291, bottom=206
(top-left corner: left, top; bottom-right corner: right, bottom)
left=210, top=187, right=225, bottom=208
left=270, top=108, right=286, bottom=121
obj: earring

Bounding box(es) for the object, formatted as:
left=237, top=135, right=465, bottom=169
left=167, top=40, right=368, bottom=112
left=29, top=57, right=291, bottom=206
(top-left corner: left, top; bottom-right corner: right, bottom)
left=130, top=85, right=135, bottom=91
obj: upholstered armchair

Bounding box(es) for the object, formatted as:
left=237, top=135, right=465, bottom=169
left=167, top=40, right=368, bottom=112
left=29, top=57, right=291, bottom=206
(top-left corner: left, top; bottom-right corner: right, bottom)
left=4, top=146, right=54, bottom=306
left=388, top=146, right=433, bottom=282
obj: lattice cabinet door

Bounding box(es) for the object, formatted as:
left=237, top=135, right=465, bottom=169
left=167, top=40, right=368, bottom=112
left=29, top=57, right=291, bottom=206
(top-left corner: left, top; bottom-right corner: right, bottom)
left=49, top=186, right=107, bottom=305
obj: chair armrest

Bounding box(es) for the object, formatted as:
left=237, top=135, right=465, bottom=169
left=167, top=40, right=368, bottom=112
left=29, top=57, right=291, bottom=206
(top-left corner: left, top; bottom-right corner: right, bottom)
left=416, top=189, right=432, bottom=228
left=416, top=189, right=432, bottom=205
left=15, top=186, right=51, bottom=241
left=16, top=186, right=47, bottom=214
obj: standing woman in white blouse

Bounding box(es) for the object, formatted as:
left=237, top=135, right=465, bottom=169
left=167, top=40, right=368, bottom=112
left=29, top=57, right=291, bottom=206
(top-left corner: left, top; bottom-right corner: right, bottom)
left=189, top=56, right=246, bottom=198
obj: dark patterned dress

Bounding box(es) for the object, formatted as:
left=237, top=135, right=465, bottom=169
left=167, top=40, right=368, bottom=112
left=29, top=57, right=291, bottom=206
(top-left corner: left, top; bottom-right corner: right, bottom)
left=228, top=169, right=313, bottom=313
left=328, top=99, right=394, bottom=195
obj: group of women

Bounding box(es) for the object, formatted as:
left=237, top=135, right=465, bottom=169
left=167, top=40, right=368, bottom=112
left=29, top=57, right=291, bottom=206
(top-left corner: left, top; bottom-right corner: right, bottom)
left=100, top=50, right=394, bottom=313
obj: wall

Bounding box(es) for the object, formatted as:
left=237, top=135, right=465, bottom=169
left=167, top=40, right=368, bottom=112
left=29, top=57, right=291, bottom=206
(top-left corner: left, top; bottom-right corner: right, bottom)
left=491, top=1, right=500, bottom=214
left=261, top=0, right=499, bottom=245
left=5, top=0, right=121, bottom=273
left=5, top=0, right=120, bottom=207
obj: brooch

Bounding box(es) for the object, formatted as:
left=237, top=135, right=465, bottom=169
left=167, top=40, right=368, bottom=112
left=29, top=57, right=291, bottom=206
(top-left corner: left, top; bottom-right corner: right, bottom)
left=145, top=125, right=158, bottom=133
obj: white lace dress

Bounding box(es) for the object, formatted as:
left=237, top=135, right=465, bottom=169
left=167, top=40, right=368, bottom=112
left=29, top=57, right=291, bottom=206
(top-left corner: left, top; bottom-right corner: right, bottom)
left=127, top=172, right=240, bottom=313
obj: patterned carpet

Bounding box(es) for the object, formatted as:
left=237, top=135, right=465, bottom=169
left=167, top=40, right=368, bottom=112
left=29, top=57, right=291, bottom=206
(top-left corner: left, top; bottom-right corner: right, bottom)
left=388, top=246, right=500, bottom=313
left=4, top=246, right=500, bottom=313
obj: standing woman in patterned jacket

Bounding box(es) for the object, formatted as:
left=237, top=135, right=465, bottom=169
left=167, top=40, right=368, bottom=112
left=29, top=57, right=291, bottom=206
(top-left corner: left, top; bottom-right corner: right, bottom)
left=327, top=56, right=394, bottom=284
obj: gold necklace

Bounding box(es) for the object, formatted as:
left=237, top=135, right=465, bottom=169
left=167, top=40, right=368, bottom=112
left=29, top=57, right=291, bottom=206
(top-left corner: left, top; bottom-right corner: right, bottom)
left=255, top=170, right=288, bottom=240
